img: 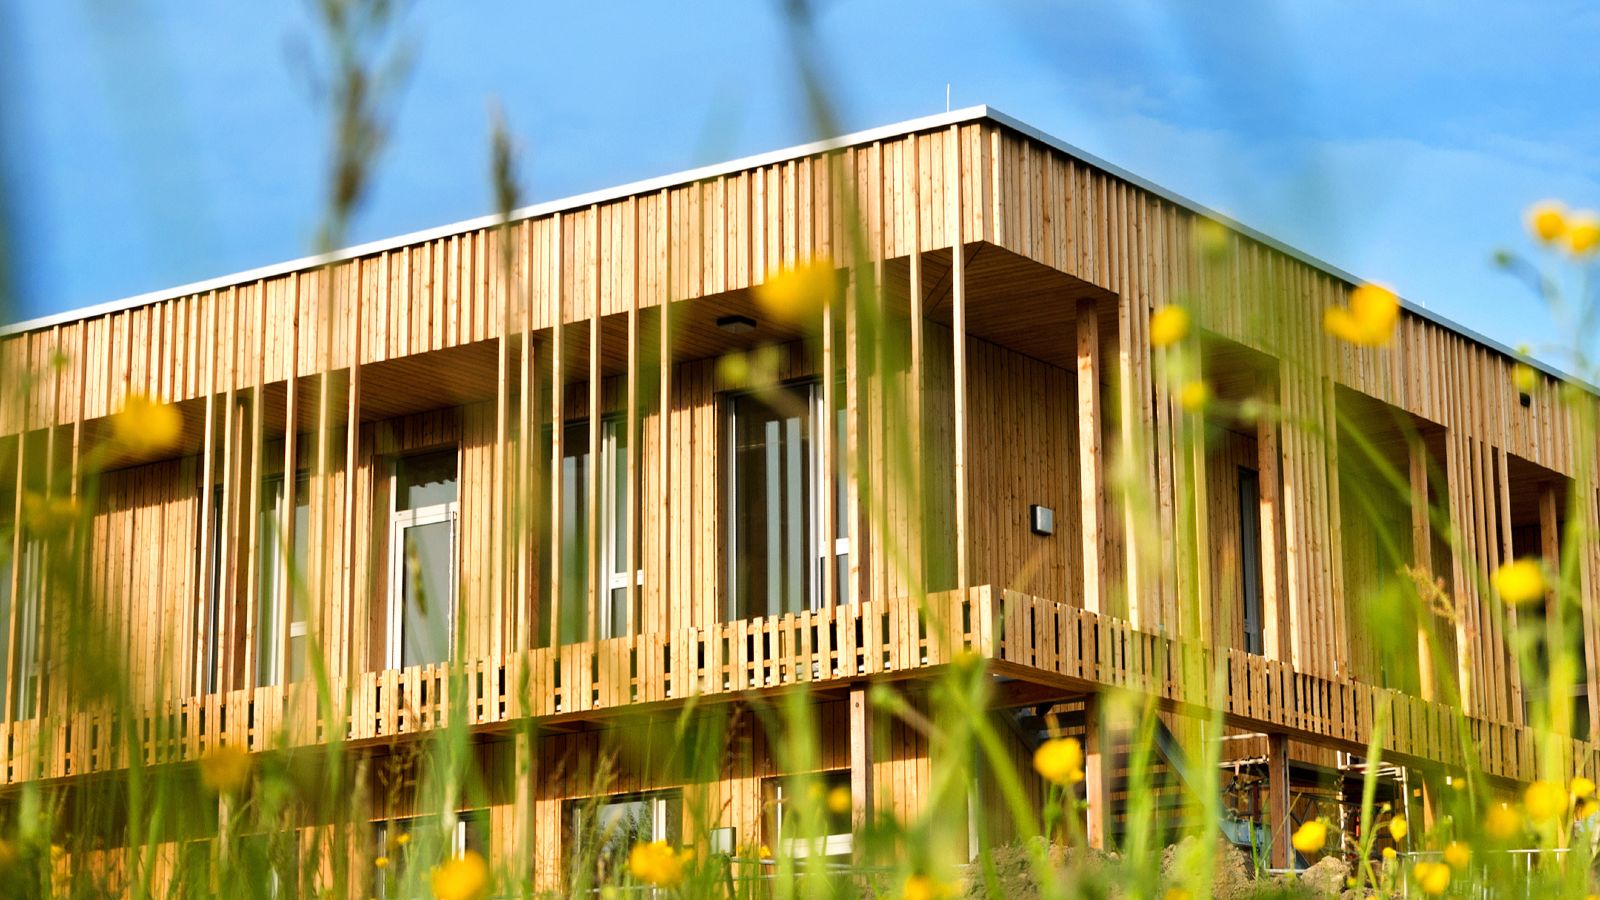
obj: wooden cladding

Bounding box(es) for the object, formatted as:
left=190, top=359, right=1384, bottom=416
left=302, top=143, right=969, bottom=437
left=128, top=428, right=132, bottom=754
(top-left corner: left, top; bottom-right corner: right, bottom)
left=1, top=114, right=1596, bottom=788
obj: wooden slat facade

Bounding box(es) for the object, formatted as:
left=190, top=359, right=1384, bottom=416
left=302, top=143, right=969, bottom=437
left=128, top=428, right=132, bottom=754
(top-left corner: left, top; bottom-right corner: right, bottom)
left=1, top=110, right=1596, bottom=890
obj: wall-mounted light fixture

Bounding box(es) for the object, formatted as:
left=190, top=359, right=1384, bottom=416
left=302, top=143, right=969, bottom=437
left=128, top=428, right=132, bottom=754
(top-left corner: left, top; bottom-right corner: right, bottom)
left=1030, top=504, right=1054, bottom=536
left=717, top=314, right=757, bottom=335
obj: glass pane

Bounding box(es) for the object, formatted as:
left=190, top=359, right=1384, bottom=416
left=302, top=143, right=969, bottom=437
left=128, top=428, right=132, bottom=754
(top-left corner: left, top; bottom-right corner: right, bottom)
left=256, top=480, right=284, bottom=687
left=290, top=480, right=310, bottom=679
left=730, top=386, right=813, bottom=619
left=560, top=422, right=590, bottom=644
left=1238, top=467, right=1264, bottom=656
left=0, top=527, right=11, bottom=708
left=396, top=450, right=458, bottom=510
left=401, top=520, right=454, bottom=667
left=608, top=420, right=628, bottom=572
left=606, top=586, right=628, bottom=639
left=12, top=543, right=40, bottom=719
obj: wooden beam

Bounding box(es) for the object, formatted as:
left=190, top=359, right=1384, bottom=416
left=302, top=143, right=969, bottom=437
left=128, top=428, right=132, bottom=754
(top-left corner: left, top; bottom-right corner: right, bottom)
left=848, top=683, right=874, bottom=855
left=625, top=197, right=639, bottom=636
left=658, top=190, right=671, bottom=629
left=1409, top=435, right=1434, bottom=701
left=549, top=214, right=565, bottom=647
left=1082, top=698, right=1111, bottom=850
left=1267, top=733, right=1291, bottom=869
left=587, top=207, right=601, bottom=644
left=1257, top=404, right=1284, bottom=662
left=1076, top=298, right=1103, bottom=614
left=949, top=124, right=969, bottom=594
left=906, top=133, right=925, bottom=598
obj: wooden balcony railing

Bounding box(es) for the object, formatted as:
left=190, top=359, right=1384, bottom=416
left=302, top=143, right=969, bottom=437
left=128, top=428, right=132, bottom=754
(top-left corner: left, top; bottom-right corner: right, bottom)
left=0, top=587, right=1588, bottom=787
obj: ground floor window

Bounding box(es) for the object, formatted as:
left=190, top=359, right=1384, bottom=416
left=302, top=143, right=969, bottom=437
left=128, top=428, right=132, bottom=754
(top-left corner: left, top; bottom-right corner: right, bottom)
left=372, top=813, right=487, bottom=899
left=568, top=789, right=682, bottom=886
left=764, top=770, right=853, bottom=859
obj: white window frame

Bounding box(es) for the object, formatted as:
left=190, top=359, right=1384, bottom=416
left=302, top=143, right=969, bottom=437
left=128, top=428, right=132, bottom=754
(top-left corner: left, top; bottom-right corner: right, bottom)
left=386, top=457, right=460, bottom=671
left=257, top=475, right=312, bottom=687
left=769, top=774, right=854, bottom=859
left=598, top=418, right=643, bottom=639
left=725, top=380, right=850, bottom=619
left=9, top=538, right=42, bottom=721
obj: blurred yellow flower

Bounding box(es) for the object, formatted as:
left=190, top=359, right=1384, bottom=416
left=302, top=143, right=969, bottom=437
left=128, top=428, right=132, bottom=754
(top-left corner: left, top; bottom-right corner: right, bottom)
left=1291, top=820, right=1327, bottom=855
left=1568, top=213, right=1600, bottom=255
left=1442, top=841, right=1470, bottom=869
left=754, top=259, right=837, bottom=324
left=1163, top=888, right=1192, bottom=900
left=1388, top=815, right=1408, bottom=841
left=902, top=873, right=951, bottom=900
left=826, top=784, right=852, bottom=816
left=1578, top=798, right=1600, bottom=820
left=396, top=832, right=412, bottom=847
left=1413, top=860, right=1451, bottom=895
left=1527, top=201, right=1568, bottom=244
left=1323, top=283, right=1400, bottom=347
left=628, top=841, right=688, bottom=888
left=0, top=838, right=14, bottom=869
left=1033, top=737, right=1084, bottom=785
left=1574, top=776, right=1596, bottom=799
left=757, top=843, right=772, bottom=859
left=21, top=492, right=79, bottom=541
left=1512, top=362, right=1538, bottom=394
left=1524, top=779, right=1566, bottom=823
left=1179, top=380, right=1211, bottom=413
left=431, top=850, right=489, bottom=900
left=1484, top=802, right=1522, bottom=839
left=1381, top=846, right=1397, bottom=862
left=112, top=394, right=182, bottom=456
left=1494, top=559, right=1547, bottom=606
left=1195, top=218, right=1230, bottom=260
left=375, top=856, right=390, bottom=870
left=1149, top=305, right=1191, bottom=348
left=198, top=744, right=251, bottom=794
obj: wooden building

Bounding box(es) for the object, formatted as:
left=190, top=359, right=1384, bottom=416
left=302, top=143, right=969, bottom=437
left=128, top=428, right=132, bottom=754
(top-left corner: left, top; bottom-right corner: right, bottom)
left=0, top=106, right=1594, bottom=891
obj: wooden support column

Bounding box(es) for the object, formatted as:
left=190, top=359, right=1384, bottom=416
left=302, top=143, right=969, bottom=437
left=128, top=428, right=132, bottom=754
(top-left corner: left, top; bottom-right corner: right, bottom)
left=281, top=277, right=301, bottom=690
left=587, top=208, right=602, bottom=644
left=949, top=124, right=969, bottom=594
left=906, top=132, right=926, bottom=594
left=1077, top=298, right=1104, bottom=614
left=548, top=214, right=565, bottom=647
left=1409, top=436, right=1435, bottom=700
left=1266, top=733, right=1291, bottom=869
left=658, top=190, right=672, bottom=627
left=242, top=282, right=268, bottom=693
left=517, top=228, right=535, bottom=651
left=821, top=277, right=837, bottom=611
left=624, top=197, right=639, bottom=635
left=849, top=684, right=874, bottom=856
left=513, top=727, right=540, bottom=888
left=343, top=265, right=364, bottom=683
left=1082, top=699, right=1112, bottom=850
left=1257, top=401, right=1284, bottom=662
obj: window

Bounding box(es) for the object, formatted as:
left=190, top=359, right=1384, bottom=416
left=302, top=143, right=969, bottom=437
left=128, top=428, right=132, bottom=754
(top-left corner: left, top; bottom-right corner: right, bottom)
left=569, top=790, right=681, bottom=886
left=764, top=771, right=853, bottom=859
left=1238, top=466, right=1265, bottom=655
left=552, top=418, right=640, bottom=645
left=725, top=381, right=849, bottom=620
left=0, top=523, right=42, bottom=720
left=256, top=475, right=311, bottom=687
left=373, top=814, right=487, bottom=900
left=387, top=450, right=459, bottom=669
left=237, top=832, right=300, bottom=898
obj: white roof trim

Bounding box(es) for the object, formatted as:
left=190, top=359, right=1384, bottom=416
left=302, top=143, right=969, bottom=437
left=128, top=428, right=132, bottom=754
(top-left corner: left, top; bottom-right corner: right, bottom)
left=1, top=104, right=1571, bottom=387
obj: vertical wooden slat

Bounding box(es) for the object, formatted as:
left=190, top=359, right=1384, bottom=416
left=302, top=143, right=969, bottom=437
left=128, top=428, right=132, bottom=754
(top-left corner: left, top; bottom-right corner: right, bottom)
left=1076, top=298, right=1103, bottom=613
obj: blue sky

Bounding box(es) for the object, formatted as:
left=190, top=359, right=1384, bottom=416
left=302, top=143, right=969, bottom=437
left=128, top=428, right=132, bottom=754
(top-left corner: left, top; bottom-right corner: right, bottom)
left=4, top=1, right=1598, bottom=366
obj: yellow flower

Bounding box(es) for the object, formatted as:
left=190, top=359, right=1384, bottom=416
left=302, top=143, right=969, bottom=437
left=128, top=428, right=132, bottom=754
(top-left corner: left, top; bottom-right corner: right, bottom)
left=1164, top=889, right=1192, bottom=900
left=1512, top=362, right=1538, bottom=394
left=431, top=850, right=489, bottom=900
left=198, top=744, right=252, bottom=794
left=628, top=841, right=688, bottom=888
left=826, top=784, right=852, bottom=816
left=757, top=843, right=772, bottom=859
left=1413, top=860, right=1451, bottom=895
left=1494, top=559, right=1547, bottom=606
left=0, top=838, right=15, bottom=869
left=754, top=259, right=838, bottom=325
left=396, top=832, right=412, bottom=847
left=375, top=856, right=390, bottom=870
left=1442, top=841, right=1470, bottom=869
left=1149, top=305, right=1191, bottom=348
left=902, top=873, right=951, bottom=900
left=1033, top=737, right=1084, bottom=786
left=112, top=394, right=183, bottom=456
left=21, top=493, right=79, bottom=541
left=1381, top=846, right=1397, bottom=862
left=1573, top=776, right=1596, bottom=799
left=1291, top=820, right=1327, bottom=855
left=1525, top=779, right=1566, bottom=823
left=1179, top=380, right=1211, bottom=412
left=1578, top=798, right=1599, bottom=820
left=1388, top=815, right=1408, bottom=841
left=1484, top=802, right=1522, bottom=839
left=1568, top=213, right=1600, bottom=255
left=1195, top=218, right=1230, bottom=260
left=1527, top=201, right=1568, bottom=244
left=1323, top=283, right=1400, bottom=347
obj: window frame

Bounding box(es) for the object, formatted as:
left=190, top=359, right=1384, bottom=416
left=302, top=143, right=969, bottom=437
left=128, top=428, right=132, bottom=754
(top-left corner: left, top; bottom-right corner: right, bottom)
left=385, top=450, right=461, bottom=671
